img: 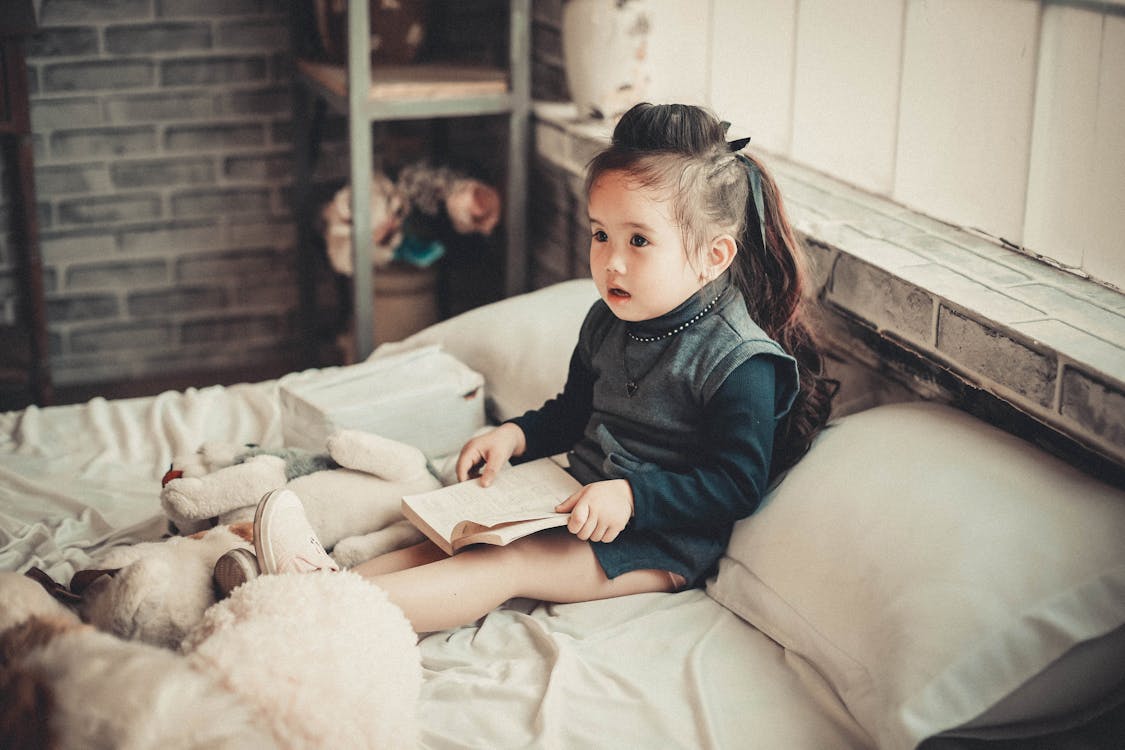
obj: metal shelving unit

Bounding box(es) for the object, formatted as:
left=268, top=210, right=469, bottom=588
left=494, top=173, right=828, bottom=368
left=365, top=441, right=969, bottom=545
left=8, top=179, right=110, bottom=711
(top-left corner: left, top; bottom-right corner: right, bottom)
left=290, top=1, right=531, bottom=363
left=0, top=2, right=52, bottom=408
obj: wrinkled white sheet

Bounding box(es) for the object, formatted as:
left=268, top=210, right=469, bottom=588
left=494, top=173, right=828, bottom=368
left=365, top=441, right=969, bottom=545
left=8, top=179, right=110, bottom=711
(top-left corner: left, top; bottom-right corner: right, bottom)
left=1, top=378, right=873, bottom=750
left=418, top=591, right=872, bottom=750
left=0, top=380, right=285, bottom=581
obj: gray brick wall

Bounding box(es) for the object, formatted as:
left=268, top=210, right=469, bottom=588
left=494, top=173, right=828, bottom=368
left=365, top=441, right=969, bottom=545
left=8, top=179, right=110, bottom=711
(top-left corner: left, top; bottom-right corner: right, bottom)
left=0, top=0, right=311, bottom=390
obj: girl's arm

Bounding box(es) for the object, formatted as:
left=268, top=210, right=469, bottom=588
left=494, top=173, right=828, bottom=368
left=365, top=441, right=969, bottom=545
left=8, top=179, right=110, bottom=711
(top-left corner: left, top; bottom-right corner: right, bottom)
left=627, top=355, right=782, bottom=535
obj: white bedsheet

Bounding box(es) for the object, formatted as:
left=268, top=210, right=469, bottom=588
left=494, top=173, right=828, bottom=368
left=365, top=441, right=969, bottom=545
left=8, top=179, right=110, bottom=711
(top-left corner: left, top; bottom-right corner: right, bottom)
left=0, top=378, right=873, bottom=750
left=419, top=591, right=872, bottom=749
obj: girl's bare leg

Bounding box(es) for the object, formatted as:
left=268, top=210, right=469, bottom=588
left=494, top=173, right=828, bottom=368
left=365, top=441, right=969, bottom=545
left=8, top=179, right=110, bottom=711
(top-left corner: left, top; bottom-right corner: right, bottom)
left=351, top=539, right=447, bottom=576
left=350, top=530, right=675, bottom=633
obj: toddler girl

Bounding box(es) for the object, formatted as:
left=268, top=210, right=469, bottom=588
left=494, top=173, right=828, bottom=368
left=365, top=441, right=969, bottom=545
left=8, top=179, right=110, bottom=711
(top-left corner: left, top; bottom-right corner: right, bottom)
left=228, top=102, right=835, bottom=633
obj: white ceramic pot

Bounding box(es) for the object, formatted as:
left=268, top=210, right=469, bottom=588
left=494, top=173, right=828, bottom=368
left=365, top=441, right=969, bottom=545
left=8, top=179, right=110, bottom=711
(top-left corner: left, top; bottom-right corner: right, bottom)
left=562, top=0, right=652, bottom=120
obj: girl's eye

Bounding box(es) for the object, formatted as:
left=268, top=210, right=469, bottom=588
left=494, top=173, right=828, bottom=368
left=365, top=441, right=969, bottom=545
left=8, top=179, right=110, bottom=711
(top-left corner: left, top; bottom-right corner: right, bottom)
left=592, top=230, right=608, bottom=242
left=630, top=234, right=649, bottom=247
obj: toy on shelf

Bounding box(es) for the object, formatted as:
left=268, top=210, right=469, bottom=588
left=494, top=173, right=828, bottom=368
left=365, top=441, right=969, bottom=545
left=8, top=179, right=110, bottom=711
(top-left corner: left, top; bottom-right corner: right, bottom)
left=321, top=160, right=502, bottom=275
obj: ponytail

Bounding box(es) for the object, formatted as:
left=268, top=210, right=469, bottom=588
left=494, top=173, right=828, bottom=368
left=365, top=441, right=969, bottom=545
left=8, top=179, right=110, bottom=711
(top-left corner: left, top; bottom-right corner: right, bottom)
left=730, top=153, right=837, bottom=475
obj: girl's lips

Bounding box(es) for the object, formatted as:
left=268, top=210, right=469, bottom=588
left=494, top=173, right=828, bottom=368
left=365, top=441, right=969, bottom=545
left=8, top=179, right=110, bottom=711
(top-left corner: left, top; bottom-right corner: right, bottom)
left=608, top=287, right=631, bottom=299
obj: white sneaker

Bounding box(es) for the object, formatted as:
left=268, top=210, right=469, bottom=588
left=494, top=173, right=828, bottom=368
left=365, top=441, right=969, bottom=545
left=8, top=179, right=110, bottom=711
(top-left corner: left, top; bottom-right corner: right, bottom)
left=253, top=489, right=340, bottom=575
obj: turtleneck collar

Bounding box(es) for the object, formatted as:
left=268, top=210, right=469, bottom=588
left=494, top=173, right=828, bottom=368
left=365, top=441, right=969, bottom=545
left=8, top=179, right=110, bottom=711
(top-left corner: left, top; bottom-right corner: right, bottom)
left=624, top=271, right=733, bottom=342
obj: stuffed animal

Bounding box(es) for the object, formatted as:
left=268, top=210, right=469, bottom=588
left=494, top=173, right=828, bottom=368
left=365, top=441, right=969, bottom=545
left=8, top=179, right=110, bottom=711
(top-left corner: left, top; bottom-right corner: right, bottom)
left=0, top=570, right=421, bottom=749
left=160, top=428, right=436, bottom=569
left=70, top=524, right=252, bottom=649
left=45, top=429, right=434, bottom=650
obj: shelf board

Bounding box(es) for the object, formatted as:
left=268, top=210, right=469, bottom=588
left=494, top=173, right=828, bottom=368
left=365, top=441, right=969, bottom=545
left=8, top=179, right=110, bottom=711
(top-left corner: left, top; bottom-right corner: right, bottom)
left=297, top=59, right=513, bottom=120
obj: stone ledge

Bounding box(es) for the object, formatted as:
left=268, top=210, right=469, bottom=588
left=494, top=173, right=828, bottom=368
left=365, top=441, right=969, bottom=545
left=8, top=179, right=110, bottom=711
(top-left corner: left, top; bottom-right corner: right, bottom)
left=532, top=103, right=1125, bottom=474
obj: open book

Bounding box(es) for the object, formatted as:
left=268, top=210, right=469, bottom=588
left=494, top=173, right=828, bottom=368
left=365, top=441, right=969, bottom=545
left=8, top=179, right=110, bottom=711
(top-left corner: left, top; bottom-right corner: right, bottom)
left=401, top=457, right=581, bottom=555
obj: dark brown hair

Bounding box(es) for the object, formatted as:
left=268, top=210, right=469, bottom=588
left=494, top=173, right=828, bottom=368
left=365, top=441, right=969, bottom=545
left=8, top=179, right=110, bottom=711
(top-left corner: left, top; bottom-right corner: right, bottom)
left=586, top=102, right=835, bottom=475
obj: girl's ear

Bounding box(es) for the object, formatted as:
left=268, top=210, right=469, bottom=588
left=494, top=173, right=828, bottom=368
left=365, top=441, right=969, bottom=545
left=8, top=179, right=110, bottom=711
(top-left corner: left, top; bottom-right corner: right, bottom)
left=703, top=234, right=738, bottom=279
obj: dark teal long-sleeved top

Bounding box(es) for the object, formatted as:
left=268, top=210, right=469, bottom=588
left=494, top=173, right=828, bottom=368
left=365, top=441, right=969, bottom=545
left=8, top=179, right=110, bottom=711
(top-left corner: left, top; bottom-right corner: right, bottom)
left=509, top=275, right=798, bottom=586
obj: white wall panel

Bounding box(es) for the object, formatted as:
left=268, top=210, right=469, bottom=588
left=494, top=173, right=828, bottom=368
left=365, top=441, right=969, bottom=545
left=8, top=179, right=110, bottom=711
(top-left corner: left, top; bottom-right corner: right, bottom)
left=894, top=0, right=1039, bottom=243
left=1023, top=5, right=1101, bottom=270
left=709, top=0, right=798, bottom=155
left=1084, top=15, right=1125, bottom=289
left=790, top=0, right=905, bottom=193
left=645, top=4, right=711, bottom=108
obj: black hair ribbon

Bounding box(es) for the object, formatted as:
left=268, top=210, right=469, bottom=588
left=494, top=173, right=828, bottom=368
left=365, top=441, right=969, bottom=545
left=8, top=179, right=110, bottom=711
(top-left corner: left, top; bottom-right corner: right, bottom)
left=721, top=122, right=767, bottom=251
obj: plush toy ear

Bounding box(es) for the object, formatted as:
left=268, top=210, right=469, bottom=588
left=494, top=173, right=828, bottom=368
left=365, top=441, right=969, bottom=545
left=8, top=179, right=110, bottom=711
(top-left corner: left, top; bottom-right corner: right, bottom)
left=16, top=567, right=125, bottom=609
left=23, top=567, right=84, bottom=605
left=69, top=569, right=118, bottom=597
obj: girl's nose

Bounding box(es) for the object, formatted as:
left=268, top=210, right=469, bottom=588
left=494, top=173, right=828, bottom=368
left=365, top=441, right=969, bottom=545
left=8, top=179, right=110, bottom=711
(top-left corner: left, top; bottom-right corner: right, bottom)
left=605, top=246, right=626, bottom=273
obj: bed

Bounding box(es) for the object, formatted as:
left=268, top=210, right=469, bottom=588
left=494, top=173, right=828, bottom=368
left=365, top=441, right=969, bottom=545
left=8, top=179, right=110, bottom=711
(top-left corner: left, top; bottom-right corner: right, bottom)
left=3, top=279, right=1124, bottom=750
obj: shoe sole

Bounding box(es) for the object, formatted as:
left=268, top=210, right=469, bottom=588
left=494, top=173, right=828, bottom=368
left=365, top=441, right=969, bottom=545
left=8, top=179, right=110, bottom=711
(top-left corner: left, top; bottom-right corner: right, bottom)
left=253, top=488, right=285, bottom=575
left=213, top=547, right=258, bottom=598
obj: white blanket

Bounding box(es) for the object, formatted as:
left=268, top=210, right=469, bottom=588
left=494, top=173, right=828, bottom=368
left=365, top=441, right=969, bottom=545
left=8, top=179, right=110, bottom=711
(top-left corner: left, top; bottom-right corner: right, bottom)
left=419, top=591, right=871, bottom=749
left=0, top=378, right=871, bottom=750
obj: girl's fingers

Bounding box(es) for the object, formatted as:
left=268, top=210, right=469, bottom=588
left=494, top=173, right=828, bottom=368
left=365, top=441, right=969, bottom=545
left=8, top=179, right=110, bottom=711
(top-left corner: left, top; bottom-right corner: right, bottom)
left=478, top=456, right=501, bottom=486
left=577, top=512, right=598, bottom=541
left=567, top=503, right=590, bottom=535
left=555, top=491, right=581, bottom=513
left=455, top=449, right=480, bottom=482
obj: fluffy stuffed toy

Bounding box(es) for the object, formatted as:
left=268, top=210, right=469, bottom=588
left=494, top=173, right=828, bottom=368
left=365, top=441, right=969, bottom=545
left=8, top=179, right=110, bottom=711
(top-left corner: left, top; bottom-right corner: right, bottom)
left=69, top=524, right=253, bottom=649
left=53, top=429, right=437, bottom=649
left=160, top=428, right=436, bottom=568
left=0, top=570, right=421, bottom=749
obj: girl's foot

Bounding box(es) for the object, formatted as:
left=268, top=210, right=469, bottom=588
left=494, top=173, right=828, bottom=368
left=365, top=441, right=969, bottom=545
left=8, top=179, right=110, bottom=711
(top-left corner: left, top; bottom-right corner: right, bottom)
left=253, top=488, right=340, bottom=575
left=212, top=547, right=259, bottom=598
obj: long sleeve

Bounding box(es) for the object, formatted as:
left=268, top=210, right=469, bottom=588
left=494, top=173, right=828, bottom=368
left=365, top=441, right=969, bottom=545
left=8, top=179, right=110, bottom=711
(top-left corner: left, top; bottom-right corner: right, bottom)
left=626, top=354, right=780, bottom=535
left=506, top=346, right=594, bottom=461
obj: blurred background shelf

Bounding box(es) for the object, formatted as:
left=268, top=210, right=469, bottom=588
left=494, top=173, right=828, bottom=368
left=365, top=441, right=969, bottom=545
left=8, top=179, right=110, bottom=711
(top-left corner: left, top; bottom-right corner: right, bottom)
left=290, top=1, right=530, bottom=364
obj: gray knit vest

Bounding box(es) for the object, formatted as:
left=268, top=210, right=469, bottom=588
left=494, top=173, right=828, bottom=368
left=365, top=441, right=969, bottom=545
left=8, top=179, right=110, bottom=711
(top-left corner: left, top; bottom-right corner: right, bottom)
left=567, top=275, right=799, bottom=485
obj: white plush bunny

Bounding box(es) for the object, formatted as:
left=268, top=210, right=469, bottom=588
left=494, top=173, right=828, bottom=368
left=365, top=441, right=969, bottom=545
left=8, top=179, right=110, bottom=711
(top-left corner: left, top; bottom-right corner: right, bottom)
left=159, top=428, right=436, bottom=567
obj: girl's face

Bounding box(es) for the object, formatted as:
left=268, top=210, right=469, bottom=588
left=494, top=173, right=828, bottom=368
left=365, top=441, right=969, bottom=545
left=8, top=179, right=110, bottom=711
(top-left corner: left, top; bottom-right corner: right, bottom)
left=587, top=170, right=708, bottom=323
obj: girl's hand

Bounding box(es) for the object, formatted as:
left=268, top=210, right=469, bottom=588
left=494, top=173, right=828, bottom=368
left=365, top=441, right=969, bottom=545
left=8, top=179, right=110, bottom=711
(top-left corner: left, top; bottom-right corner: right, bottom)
left=555, top=479, right=634, bottom=542
left=456, top=423, right=527, bottom=485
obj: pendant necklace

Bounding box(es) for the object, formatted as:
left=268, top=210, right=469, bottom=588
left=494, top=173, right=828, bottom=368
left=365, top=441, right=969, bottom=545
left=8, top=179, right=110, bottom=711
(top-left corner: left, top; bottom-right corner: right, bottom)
left=623, top=291, right=722, bottom=397
left=623, top=346, right=667, bottom=397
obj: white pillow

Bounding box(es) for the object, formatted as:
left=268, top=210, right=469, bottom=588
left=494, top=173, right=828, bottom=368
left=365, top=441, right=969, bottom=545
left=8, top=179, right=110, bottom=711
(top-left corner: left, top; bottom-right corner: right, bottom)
left=372, top=279, right=599, bottom=422
left=706, top=401, right=1125, bottom=750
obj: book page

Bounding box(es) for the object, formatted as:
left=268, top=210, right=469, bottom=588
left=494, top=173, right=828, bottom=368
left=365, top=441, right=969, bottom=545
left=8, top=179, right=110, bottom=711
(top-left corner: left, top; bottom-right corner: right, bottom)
left=402, top=458, right=580, bottom=544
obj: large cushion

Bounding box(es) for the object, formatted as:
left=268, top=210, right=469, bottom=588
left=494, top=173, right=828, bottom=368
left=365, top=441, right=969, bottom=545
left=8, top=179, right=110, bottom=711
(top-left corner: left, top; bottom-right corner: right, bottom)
left=706, top=401, right=1125, bottom=749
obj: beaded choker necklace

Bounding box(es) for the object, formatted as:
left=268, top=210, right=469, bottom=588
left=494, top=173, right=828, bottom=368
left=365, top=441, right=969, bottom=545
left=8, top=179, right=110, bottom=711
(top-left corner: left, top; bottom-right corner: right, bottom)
left=625, top=291, right=722, bottom=343
left=623, top=290, right=723, bottom=396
